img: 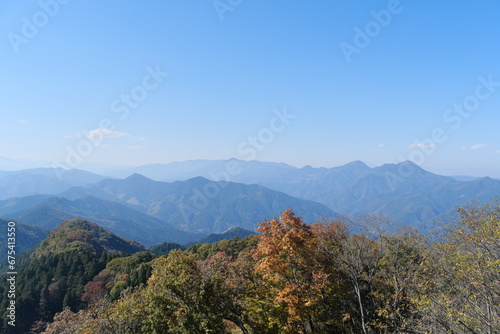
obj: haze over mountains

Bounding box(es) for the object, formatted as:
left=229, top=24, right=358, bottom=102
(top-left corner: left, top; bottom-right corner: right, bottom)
left=0, top=168, right=106, bottom=200
left=2, top=195, right=201, bottom=246
left=0, top=165, right=337, bottom=246
left=0, top=158, right=499, bottom=248
left=100, top=159, right=500, bottom=231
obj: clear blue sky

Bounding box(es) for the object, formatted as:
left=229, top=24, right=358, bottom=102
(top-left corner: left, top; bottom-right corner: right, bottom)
left=1, top=0, right=500, bottom=177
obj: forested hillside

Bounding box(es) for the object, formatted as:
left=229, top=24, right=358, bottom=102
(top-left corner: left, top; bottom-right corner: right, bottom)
left=0, top=219, right=145, bottom=333
left=1, top=200, right=497, bottom=333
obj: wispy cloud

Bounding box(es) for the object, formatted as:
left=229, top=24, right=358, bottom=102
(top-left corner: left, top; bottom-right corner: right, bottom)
left=378, top=144, right=384, bottom=148
left=87, top=128, right=130, bottom=140
left=408, top=143, right=436, bottom=150
left=462, top=144, right=488, bottom=150
left=137, top=137, right=146, bottom=141
left=16, top=120, right=28, bottom=124
left=128, top=145, right=147, bottom=150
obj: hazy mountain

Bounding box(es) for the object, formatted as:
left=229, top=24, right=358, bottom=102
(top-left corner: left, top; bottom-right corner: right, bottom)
left=101, top=159, right=500, bottom=232
left=0, top=168, right=107, bottom=200
left=104, top=159, right=301, bottom=182
left=5, top=196, right=202, bottom=246
left=237, top=161, right=500, bottom=231
left=0, top=156, right=52, bottom=170
left=324, top=163, right=500, bottom=231
left=2, top=159, right=499, bottom=236
left=451, top=175, right=482, bottom=182
left=72, top=174, right=337, bottom=234
left=0, top=194, right=53, bottom=216
left=450, top=175, right=500, bottom=182
left=189, top=226, right=256, bottom=245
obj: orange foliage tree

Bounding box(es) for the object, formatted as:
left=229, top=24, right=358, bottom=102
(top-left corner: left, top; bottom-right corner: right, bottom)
left=253, top=209, right=338, bottom=333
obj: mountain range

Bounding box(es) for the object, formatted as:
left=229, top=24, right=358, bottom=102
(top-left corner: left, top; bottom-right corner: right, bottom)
left=0, top=168, right=106, bottom=200
left=99, top=159, right=500, bottom=232
left=0, top=172, right=336, bottom=246
left=2, top=195, right=201, bottom=246
left=0, top=159, right=499, bottom=246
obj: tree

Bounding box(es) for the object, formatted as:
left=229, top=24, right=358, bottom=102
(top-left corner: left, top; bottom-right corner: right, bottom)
left=252, top=209, right=331, bottom=333
left=338, top=233, right=382, bottom=334
left=373, top=229, right=427, bottom=332
left=198, top=250, right=257, bottom=333
left=414, top=200, right=500, bottom=333
left=81, top=281, right=107, bottom=304
left=42, top=307, right=88, bottom=334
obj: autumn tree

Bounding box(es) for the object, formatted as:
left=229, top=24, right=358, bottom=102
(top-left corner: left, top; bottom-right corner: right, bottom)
left=253, top=209, right=333, bottom=333
left=81, top=281, right=107, bottom=304
left=42, top=307, right=89, bottom=334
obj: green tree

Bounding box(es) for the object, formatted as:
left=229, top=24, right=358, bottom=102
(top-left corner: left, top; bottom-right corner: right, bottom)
left=415, top=200, right=500, bottom=333
left=372, top=229, right=427, bottom=332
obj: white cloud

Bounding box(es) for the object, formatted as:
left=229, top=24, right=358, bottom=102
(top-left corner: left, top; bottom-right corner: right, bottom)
left=16, top=120, right=28, bottom=124
left=462, top=144, right=488, bottom=150
left=408, top=143, right=436, bottom=150
left=137, top=137, right=146, bottom=141
left=128, top=145, right=147, bottom=150
left=378, top=144, right=384, bottom=148
left=87, top=128, right=130, bottom=140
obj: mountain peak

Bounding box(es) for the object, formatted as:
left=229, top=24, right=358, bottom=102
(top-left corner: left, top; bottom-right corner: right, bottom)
left=377, top=160, right=423, bottom=171
left=344, top=160, right=370, bottom=169
left=183, top=176, right=211, bottom=184
left=36, top=218, right=144, bottom=256
left=397, top=160, right=419, bottom=167
left=125, top=173, right=153, bottom=181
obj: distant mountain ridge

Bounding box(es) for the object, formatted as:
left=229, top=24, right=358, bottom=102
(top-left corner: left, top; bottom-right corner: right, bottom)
left=187, top=226, right=256, bottom=245
left=66, top=174, right=337, bottom=233
left=1, top=159, right=499, bottom=236
left=0, top=168, right=107, bottom=200
left=0, top=174, right=337, bottom=246
left=93, top=159, right=500, bottom=232
left=1, top=195, right=201, bottom=246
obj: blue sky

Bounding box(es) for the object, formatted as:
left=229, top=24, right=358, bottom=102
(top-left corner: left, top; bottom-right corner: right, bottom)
left=1, top=0, right=500, bottom=177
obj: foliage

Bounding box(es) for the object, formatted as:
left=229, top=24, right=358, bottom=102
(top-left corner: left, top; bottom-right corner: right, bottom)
left=148, top=242, right=185, bottom=256
left=186, top=235, right=259, bottom=260
left=3, top=202, right=496, bottom=334
left=252, top=209, right=336, bottom=333
left=188, top=227, right=256, bottom=246
left=0, top=219, right=140, bottom=333
left=413, top=200, right=500, bottom=333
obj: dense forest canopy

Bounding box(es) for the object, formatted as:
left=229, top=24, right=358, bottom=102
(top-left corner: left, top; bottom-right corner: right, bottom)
left=1, top=201, right=499, bottom=333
